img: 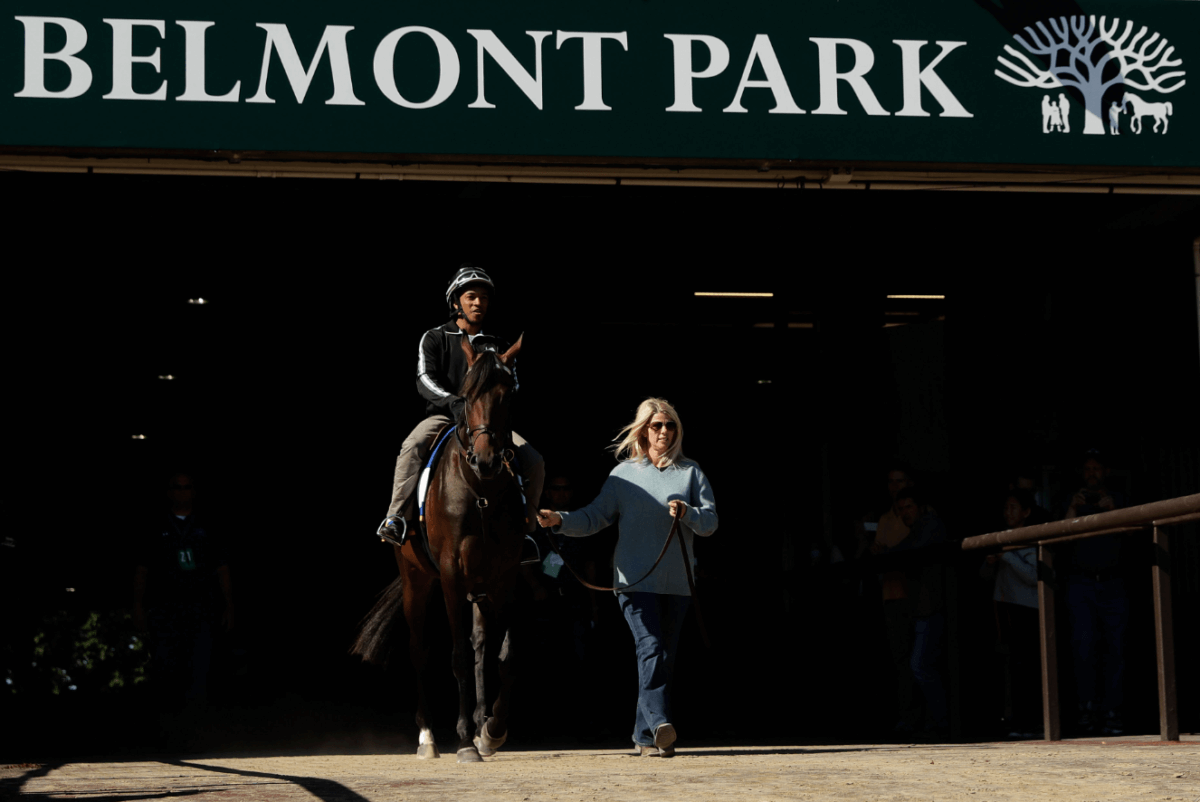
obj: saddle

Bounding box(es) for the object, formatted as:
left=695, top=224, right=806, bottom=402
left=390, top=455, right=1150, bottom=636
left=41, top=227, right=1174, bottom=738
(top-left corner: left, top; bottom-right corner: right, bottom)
left=385, top=423, right=535, bottom=572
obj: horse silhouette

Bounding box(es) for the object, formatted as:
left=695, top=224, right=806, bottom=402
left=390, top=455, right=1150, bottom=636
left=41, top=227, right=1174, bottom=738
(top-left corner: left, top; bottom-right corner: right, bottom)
left=1122, top=92, right=1173, bottom=134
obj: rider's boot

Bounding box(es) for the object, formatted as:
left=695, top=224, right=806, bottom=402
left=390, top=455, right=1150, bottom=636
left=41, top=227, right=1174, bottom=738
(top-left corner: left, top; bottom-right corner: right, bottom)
left=377, top=514, right=408, bottom=547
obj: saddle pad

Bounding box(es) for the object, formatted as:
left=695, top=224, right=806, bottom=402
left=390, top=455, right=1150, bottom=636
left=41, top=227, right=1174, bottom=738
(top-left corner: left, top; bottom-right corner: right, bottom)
left=418, top=425, right=456, bottom=521
left=419, top=428, right=529, bottom=525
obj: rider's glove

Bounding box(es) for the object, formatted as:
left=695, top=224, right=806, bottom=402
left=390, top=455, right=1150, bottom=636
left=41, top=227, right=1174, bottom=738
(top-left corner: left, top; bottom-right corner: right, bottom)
left=450, top=396, right=466, bottom=422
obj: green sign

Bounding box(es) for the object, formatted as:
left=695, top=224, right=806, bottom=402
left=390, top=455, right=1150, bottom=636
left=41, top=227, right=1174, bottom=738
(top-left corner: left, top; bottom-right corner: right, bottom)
left=0, top=0, right=1195, bottom=166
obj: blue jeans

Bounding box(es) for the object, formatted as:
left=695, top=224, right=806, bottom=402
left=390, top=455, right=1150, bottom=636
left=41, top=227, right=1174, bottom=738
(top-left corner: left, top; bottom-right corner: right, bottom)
left=1067, top=576, right=1128, bottom=713
left=911, top=612, right=948, bottom=730
left=618, top=592, right=691, bottom=747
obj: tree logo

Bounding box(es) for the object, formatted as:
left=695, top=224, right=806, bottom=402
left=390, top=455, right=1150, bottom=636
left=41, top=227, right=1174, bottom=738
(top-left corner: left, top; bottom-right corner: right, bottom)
left=995, top=16, right=1185, bottom=135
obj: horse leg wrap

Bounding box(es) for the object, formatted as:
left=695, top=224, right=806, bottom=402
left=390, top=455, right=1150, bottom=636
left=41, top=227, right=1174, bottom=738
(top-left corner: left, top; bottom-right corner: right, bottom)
left=417, top=729, right=440, bottom=759
left=474, top=717, right=507, bottom=756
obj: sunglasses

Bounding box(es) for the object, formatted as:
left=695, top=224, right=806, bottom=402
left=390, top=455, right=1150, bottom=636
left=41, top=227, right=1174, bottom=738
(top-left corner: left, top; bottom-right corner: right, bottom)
left=648, top=421, right=677, bottom=432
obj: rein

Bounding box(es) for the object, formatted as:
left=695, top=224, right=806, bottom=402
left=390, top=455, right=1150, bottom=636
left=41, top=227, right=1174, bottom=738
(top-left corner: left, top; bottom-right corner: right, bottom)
left=541, top=507, right=712, bottom=648
left=454, top=437, right=520, bottom=542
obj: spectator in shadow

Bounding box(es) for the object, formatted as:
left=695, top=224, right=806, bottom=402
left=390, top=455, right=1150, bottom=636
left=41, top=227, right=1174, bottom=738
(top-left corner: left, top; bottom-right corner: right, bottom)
left=981, top=488, right=1042, bottom=739
left=881, top=486, right=949, bottom=740
left=870, top=465, right=918, bottom=735
left=1061, top=449, right=1128, bottom=736
left=1008, top=469, right=1052, bottom=526
left=133, top=472, right=233, bottom=738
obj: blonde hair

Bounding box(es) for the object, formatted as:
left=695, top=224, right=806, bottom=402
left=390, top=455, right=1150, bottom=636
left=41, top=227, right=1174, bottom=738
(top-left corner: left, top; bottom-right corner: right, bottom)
left=611, top=398, right=686, bottom=467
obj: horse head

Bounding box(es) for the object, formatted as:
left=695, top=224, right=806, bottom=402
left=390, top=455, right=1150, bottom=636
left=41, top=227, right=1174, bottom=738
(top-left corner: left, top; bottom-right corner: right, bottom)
left=458, top=333, right=523, bottom=479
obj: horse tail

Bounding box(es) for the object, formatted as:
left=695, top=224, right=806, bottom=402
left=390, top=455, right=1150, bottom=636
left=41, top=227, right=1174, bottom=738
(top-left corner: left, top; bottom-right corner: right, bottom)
left=1167, top=102, right=1173, bottom=116
left=350, top=574, right=406, bottom=666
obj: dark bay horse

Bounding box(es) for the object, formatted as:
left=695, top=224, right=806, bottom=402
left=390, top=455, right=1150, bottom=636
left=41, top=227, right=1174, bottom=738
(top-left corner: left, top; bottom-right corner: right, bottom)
left=354, top=334, right=527, bottom=762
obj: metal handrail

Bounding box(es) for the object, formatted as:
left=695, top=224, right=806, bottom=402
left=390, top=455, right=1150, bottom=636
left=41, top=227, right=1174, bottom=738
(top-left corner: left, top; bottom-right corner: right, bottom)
left=960, top=492, right=1200, bottom=551
left=960, top=492, right=1200, bottom=742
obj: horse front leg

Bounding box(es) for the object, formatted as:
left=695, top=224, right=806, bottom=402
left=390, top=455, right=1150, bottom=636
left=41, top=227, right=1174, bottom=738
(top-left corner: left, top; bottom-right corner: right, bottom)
left=402, top=560, right=439, bottom=759
left=470, top=601, right=492, bottom=753
left=486, top=620, right=515, bottom=750
left=445, top=585, right=482, bottom=763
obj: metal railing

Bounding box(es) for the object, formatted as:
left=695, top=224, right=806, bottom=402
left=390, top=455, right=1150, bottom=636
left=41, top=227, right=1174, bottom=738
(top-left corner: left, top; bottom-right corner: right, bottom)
left=961, top=493, right=1200, bottom=741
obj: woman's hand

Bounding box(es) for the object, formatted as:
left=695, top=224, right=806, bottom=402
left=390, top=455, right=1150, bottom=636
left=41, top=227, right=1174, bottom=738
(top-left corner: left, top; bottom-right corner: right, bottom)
left=668, top=500, right=688, bottom=518
left=536, top=509, right=562, bottom=528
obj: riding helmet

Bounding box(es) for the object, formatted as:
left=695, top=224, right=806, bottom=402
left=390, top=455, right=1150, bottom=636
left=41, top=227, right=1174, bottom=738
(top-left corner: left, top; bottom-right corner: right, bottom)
left=446, top=265, right=495, bottom=312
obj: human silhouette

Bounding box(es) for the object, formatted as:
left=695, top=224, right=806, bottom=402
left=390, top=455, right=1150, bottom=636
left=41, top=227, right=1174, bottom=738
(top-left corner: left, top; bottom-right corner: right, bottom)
left=1042, top=95, right=1055, bottom=133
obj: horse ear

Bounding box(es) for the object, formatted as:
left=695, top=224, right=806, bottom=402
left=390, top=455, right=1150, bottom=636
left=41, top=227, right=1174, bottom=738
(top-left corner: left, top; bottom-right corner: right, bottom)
left=460, top=334, right=478, bottom=367
left=500, top=333, right=524, bottom=366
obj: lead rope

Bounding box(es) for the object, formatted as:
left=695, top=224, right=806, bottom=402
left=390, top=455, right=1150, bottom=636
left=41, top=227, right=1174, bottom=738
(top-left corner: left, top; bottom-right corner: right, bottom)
left=674, top=516, right=711, bottom=648
left=541, top=507, right=712, bottom=648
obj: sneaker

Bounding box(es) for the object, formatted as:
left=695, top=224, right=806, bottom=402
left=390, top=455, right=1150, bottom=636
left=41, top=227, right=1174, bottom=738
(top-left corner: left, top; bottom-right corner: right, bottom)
left=654, top=723, right=677, bottom=751
left=1076, top=704, right=1098, bottom=735
left=1101, top=711, right=1124, bottom=736
left=635, top=745, right=675, bottom=757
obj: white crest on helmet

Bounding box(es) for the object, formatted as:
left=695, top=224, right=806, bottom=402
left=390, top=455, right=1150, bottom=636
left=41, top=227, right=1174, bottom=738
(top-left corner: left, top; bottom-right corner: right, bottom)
left=446, top=268, right=495, bottom=305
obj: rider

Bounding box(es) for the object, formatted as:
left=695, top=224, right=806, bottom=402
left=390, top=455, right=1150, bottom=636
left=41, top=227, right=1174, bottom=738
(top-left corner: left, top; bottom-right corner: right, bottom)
left=378, top=265, right=544, bottom=545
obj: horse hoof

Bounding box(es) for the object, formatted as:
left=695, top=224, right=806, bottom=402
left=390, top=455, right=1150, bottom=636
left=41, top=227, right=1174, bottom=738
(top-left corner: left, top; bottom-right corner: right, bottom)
left=474, top=718, right=508, bottom=756
left=417, top=744, right=440, bottom=759
left=456, top=746, right=484, bottom=763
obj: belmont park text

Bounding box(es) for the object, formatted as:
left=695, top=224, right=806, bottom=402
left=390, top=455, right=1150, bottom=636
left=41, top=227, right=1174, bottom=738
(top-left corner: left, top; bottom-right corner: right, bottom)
left=12, top=17, right=977, bottom=117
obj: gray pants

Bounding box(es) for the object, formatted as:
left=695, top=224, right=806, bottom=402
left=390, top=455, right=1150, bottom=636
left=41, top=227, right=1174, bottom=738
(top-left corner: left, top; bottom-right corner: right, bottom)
left=387, top=414, right=545, bottom=533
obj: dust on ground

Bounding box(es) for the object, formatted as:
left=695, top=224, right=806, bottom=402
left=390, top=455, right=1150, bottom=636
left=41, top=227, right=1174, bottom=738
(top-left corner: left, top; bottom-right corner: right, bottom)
left=3, top=736, right=1198, bottom=802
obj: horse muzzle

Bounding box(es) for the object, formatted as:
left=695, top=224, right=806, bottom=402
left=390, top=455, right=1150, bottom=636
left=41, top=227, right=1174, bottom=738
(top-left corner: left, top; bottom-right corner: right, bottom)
left=468, top=451, right=504, bottom=479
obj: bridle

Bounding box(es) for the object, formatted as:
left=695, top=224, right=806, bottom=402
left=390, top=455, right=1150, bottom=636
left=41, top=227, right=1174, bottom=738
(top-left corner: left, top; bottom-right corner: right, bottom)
left=457, top=423, right=514, bottom=465
left=456, top=350, right=515, bottom=466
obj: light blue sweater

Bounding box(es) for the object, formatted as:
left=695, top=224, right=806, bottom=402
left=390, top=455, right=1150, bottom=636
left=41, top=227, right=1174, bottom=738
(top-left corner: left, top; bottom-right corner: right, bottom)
left=554, top=457, right=718, bottom=596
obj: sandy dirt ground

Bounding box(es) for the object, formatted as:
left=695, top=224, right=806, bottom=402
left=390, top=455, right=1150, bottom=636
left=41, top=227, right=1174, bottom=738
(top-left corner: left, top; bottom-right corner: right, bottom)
left=3, top=736, right=1198, bottom=802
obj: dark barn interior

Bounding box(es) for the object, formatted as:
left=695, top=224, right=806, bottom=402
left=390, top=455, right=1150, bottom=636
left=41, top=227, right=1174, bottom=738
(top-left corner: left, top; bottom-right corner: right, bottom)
left=3, top=171, right=1199, bottom=756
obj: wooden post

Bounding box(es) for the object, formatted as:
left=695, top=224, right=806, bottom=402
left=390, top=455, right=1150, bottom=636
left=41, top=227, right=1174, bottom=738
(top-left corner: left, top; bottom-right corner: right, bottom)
left=1152, top=525, right=1179, bottom=741
left=1037, top=544, right=1060, bottom=741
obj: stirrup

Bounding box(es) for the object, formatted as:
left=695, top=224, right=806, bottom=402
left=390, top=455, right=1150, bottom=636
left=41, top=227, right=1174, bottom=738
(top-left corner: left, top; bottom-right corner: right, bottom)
left=377, top=516, right=408, bottom=547
left=520, top=534, right=541, bottom=566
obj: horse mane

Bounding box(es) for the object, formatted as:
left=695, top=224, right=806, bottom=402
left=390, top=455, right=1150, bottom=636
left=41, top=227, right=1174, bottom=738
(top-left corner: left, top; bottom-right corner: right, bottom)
left=458, top=350, right=512, bottom=404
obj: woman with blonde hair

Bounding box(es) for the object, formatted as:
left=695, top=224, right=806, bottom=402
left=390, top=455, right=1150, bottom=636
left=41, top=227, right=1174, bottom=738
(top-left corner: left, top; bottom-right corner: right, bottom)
left=536, top=398, right=718, bottom=757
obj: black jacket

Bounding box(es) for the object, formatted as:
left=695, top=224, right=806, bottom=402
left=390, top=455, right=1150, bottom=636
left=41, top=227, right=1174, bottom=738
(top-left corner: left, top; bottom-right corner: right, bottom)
left=416, top=322, right=518, bottom=417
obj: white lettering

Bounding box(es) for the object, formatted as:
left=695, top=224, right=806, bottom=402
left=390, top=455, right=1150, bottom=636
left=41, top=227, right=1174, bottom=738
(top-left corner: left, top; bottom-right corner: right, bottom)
left=555, top=31, right=628, bottom=111
left=176, top=21, right=241, bottom=102
left=724, top=34, right=804, bottom=114
left=103, top=19, right=166, bottom=101
left=247, top=24, right=364, bottom=105
left=14, top=16, right=92, bottom=99
left=374, top=26, right=460, bottom=108
left=810, top=37, right=889, bottom=116
left=894, top=40, right=973, bottom=118
left=664, top=34, right=730, bottom=112
left=467, top=30, right=551, bottom=109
